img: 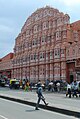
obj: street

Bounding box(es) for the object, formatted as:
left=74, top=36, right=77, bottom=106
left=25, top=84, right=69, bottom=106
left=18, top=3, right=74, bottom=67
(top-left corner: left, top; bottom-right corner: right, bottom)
left=0, top=98, right=77, bottom=119
left=0, top=87, right=80, bottom=113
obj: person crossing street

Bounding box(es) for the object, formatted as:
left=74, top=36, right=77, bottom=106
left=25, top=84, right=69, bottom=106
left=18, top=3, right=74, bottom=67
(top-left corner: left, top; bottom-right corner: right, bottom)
left=35, top=82, right=48, bottom=110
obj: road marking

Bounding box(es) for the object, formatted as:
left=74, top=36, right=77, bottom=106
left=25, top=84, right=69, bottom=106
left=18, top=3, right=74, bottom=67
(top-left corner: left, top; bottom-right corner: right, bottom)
left=0, top=115, right=8, bottom=119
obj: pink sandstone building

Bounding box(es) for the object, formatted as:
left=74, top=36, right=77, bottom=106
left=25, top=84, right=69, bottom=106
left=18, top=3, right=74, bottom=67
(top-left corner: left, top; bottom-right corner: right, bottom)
left=0, top=53, right=13, bottom=79
left=0, top=6, right=80, bottom=83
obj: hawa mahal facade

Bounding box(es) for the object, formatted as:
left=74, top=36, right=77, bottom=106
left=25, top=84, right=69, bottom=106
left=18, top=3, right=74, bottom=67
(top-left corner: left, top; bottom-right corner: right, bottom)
left=0, top=6, right=80, bottom=83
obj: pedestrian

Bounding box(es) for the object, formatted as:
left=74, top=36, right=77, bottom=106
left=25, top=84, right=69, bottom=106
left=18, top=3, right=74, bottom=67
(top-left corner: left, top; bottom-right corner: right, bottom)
left=66, top=82, right=71, bottom=98
left=71, top=80, right=78, bottom=97
left=35, top=83, right=48, bottom=110
left=56, top=82, right=60, bottom=92
left=78, top=81, right=80, bottom=97
left=24, top=81, right=29, bottom=91
left=22, top=79, right=26, bottom=89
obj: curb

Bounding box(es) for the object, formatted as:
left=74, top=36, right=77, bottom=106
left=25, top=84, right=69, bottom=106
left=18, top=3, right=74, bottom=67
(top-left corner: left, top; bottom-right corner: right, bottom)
left=0, top=95, right=80, bottom=118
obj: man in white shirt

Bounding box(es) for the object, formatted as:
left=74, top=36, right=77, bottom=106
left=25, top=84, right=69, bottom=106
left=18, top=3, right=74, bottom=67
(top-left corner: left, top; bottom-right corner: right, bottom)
left=66, top=82, right=71, bottom=98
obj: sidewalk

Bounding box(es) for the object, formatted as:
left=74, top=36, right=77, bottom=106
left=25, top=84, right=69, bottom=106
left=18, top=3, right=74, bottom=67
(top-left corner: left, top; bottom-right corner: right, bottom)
left=0, top=89, right=80, bottom=118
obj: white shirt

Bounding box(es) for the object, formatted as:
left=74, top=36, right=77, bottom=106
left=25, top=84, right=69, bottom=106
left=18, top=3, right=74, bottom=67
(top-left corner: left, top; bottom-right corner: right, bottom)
left=67, top=84, right=71, bottom=90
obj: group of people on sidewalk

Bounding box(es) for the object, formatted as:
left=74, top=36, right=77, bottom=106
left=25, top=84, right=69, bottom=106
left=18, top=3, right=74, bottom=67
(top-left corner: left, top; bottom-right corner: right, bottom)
left=66, top=79, right=80, bottom=98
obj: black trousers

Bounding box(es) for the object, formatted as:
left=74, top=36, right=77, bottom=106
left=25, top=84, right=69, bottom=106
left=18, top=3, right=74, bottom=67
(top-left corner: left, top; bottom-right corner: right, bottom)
left=36, top=96, right=46, bottom=109
left=66, top=88, right=71, bottom=98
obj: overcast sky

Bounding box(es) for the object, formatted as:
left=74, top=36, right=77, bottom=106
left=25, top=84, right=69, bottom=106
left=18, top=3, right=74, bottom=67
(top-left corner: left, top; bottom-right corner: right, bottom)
left=0, top=0, right=80, bottom=58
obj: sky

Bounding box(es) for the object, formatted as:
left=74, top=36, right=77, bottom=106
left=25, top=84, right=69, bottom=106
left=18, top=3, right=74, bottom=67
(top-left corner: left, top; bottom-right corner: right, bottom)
left=0, top=0, right=80, bottom=58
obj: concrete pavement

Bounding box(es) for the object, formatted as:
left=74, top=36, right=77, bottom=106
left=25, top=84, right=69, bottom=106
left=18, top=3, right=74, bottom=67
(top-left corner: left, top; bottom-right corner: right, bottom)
left=0, top=89, right=80, bottom=118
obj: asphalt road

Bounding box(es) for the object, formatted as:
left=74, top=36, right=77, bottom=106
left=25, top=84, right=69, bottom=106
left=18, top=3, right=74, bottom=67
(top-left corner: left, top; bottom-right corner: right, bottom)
left=0, top=98, right=78, bottom=119
left=0, top=87, right=80, bottom=113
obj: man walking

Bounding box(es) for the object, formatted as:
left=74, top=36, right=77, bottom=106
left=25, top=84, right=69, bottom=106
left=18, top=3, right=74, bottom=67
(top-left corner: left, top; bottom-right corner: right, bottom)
left=35, top=83, right=48, bottom=110
left=71, top=80, right=78, bottom=97
left=66, top=82, right=71, bottom=98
